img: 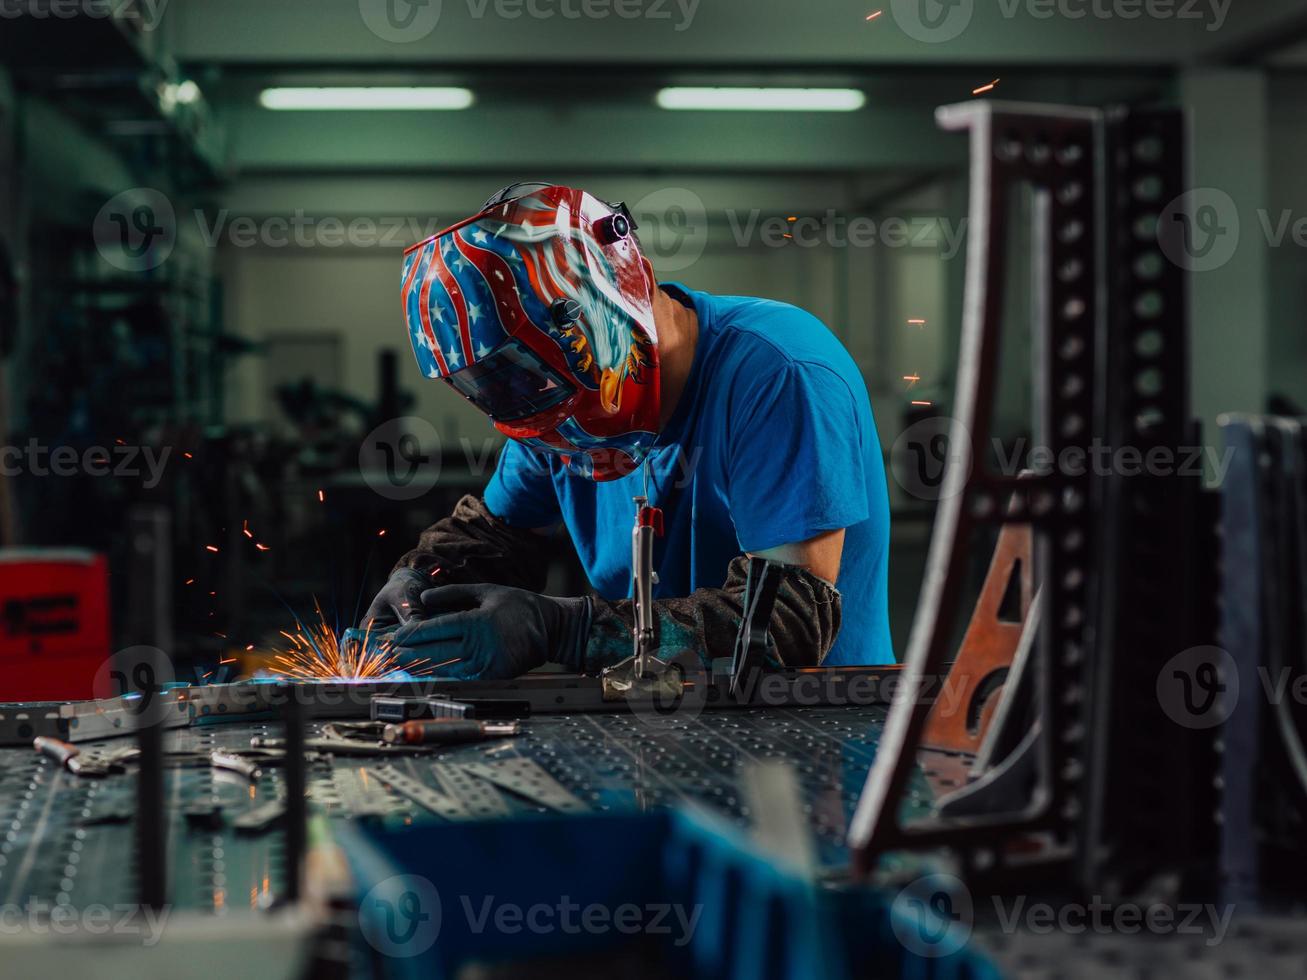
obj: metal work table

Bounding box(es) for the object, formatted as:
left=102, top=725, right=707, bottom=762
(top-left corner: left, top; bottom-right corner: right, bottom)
left=0, top=703, right=944, bottom=917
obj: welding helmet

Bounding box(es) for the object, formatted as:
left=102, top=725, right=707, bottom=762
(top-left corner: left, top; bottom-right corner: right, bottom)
left=401, top=182, right=659, bottom=481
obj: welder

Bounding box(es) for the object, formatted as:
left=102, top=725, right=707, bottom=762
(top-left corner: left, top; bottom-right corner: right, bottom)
left=362, top=183, right=892, bottom=679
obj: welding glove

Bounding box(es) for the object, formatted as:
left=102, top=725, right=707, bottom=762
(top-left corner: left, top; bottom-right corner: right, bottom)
left=388, top=583, right=591, bottom=681
left=360, top=568, right=431, bottom=629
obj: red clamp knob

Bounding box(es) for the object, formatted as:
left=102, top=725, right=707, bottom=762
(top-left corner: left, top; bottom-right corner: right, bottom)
left=637, top=506, right=664, bottom=536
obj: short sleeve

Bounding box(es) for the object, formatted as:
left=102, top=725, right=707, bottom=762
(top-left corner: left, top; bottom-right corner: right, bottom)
left=727, top=362, right=869, bottom=553
left=483, top=440, right=563, bottom=529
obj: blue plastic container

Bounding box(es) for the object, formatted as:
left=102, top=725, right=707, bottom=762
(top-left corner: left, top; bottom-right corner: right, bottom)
left=340, top=808, right=998, bottom=980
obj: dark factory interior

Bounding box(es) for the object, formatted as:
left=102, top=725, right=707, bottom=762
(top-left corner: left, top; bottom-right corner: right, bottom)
left=2, top=1, right=1307, bottom=977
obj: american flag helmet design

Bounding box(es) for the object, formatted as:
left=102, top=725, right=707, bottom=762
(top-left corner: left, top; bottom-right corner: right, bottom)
left=402, top=184, right=660, bottom=481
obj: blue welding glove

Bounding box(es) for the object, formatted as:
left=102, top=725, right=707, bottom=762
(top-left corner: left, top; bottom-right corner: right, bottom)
left=389, top=583, right=591, bottom=681
left=360, top=568, right=430, bottom=629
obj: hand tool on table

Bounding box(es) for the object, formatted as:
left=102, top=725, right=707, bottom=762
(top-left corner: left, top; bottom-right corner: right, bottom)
left=381, top=718, right=520, bottom=746
left=34, top=736, right=110, bottom=777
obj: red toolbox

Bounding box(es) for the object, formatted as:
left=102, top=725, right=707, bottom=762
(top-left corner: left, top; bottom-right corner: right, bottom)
left=0, top=549, right=110, bottom=701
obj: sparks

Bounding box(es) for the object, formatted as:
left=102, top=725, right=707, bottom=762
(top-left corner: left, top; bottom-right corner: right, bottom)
left=183, top=452, right=193, bottom=459
left=378, top=529, right=387, bottom=537
left=973, top=79, right=1000, bottom=96
left=185, top=578, right=194, bottom=585
left=317, top=489, right=325, bottom=503
left=243, top=520, right=253, bottom=539
left=911, top=399, right=933, bottom=406
left=266, top=601, right=433, bottom=680
left=255, top=542, right=270, bottom=551
left=865, top=9, right=883, bottom=20
left=205, top=545, right=219, bottom=553
left=908, top=318, right=926, bottom=326
left=903, top=374, right=921, bottom=389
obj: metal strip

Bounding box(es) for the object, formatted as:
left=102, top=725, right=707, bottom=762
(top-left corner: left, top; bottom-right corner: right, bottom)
left=431, top=762, right=510, bottom=818
left=458, top=759, right=588, bottom=814
left=374, top=765, right=466, bottom=821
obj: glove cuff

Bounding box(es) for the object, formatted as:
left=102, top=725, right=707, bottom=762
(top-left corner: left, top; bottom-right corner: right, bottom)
left=546, top=596, right=593, bottom=672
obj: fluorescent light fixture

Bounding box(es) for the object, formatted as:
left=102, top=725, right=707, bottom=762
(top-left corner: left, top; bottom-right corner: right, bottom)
left=258, top=87, right=475, bottom=111
left=655, top=87, right=866, bottom=112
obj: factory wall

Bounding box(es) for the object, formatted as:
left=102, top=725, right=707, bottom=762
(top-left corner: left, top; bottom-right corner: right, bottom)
left=1267, top=75, right=1307, bottom=412
left=217, top=173, right=966, bottom=466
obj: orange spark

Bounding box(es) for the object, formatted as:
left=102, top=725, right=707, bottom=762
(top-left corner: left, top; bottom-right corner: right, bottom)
left=205, top=545, right=219, bottom=553
left=183, top=452, right=193, bottom=459
left=911, top=400, right=933, bottom=406
left=908, top=318, right=926, bottom=326
left=866, top=10, right=883, bottom=20
left=317, top=489, right=325, bottom=503
left=267, top=599, right=433, bottom=680
left=255, top=542, right=270, bottom=551
left=973, top=79, right=1000, bottom=96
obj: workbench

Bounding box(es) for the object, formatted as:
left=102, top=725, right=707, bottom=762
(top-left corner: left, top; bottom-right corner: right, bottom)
left=0, top=701, right=942, bottom=916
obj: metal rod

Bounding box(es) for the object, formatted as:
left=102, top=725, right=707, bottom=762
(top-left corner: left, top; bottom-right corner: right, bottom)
left=281, top=688, right=306, bottom=904
left=135, top=712, right=166, bottom=910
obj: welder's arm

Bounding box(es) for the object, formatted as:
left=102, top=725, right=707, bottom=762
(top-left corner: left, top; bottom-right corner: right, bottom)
left=361, top=494, right=554, bottom=628
left=565, top=550, right=843, bottom=673
left=393, top=493, right=553, bottom=588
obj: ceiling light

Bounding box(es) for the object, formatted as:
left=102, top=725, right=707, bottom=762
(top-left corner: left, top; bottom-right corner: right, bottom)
left=258, top=87, right=475, bottom=111
left=654, top=87, right=866, bottom=112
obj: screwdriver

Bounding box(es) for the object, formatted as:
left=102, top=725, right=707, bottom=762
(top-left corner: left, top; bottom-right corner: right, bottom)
left=381, top=719, right=520, bottom=746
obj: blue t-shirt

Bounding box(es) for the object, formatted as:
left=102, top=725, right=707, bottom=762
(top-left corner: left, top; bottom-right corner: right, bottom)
left=483, top=283, right=893, bottom=666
